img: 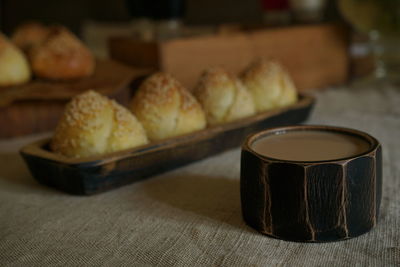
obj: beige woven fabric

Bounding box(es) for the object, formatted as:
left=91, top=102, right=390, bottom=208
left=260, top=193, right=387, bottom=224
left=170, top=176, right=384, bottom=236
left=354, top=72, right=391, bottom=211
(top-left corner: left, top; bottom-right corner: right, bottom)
left=0, top=86, right=399, bottom=266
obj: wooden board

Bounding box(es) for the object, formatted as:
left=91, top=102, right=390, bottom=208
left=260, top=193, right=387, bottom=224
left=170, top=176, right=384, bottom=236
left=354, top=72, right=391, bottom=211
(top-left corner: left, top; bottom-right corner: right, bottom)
left=0, top=60, right=150, bottom=138
left=109, top=23, right=350, bottom=91
left=20, top=94, right=315, bottom=195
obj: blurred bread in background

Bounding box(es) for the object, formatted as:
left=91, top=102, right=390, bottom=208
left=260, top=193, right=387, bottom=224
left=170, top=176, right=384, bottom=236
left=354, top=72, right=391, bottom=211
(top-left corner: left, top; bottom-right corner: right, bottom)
left=11, top=22, right=50, bottom=54
left=0, top=33, right=31, bottom=86
left=29, top=26, right=95, bottom=80
left=51, top=90, right=148, bottom=158
left=130, top=72, right=206, bottom=141
left=193, top=67, right=255, bottom=125
left=241, top=59, right=298, bottom=112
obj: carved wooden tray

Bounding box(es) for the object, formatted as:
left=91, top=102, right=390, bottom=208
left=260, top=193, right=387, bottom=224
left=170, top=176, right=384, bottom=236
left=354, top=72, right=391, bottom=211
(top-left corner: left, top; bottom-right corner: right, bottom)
left=20, top=94, right=315, bottom=195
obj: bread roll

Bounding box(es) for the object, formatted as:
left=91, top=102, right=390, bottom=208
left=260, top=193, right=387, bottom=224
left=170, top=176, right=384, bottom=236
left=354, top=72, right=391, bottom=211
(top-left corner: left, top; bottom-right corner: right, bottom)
left=30, top=26, right=95, bottom=80
left=51, top=90, right=148, bottom=158
left=0, top=33, right=31, bottom=86
left=11, top=22, right=49, bottom=53
left=193, top=67, right=255, bottom=125
left=241, top=59, right=297, bottom=112
left=130, top=73, right=206, bottom=141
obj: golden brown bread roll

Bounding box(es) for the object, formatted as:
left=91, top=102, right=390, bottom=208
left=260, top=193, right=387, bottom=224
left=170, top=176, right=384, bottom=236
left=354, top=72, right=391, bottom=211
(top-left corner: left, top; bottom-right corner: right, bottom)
left=241, top=59, right=297, bottom=112
left=51, top=90, right=148, bottom=158
left=193, top=67, right=255, bottom=125
left=11, top=22, right=49, bottom=53
left=0, top=33, right=31, bottom=86
left=130, top=73, right=206, bottom=141
left=30, top=26, right=95, bottom=80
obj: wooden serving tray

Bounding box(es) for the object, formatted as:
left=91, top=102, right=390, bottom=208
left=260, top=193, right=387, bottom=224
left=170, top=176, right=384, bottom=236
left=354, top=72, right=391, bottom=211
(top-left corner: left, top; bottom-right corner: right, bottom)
left=20, top=94, right=315, bottom=195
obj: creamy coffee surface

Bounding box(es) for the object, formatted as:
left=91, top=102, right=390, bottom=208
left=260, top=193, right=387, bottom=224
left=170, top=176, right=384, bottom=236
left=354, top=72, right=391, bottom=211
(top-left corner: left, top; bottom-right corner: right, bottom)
left=251, top=130, right=370, bottom=161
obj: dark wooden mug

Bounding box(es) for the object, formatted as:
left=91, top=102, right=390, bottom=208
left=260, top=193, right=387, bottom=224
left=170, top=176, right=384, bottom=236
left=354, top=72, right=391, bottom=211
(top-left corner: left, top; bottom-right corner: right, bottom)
left=240, top=125, right=382, bottom=242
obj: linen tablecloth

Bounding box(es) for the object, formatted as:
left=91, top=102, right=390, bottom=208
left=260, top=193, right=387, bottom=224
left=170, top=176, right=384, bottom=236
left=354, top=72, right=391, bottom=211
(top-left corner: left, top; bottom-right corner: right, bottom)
left=0, top=86, right=399, bottom=266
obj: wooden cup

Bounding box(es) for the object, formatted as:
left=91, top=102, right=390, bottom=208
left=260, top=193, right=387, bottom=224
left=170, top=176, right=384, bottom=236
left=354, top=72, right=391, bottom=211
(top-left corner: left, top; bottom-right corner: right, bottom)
left=240, top=125, right=382, bottom=242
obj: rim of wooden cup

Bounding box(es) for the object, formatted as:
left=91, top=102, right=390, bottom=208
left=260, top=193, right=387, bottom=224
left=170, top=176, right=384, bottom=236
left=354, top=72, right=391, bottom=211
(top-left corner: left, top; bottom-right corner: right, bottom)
left=243, top=125, right=380, bottom=164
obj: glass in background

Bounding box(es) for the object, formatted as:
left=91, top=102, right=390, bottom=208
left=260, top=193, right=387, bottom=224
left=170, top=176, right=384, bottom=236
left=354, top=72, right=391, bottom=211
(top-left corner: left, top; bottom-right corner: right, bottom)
left=290, top=0, right=328, bottom=23
left=125, top=0, right=185, bottom=41
left=261, top=0, right=291, bottom=26
left=261, top=0, right=329, bottom=25
left=338, top=0, right=400, bottom=86
left=125, top=0, right=155, bottom=41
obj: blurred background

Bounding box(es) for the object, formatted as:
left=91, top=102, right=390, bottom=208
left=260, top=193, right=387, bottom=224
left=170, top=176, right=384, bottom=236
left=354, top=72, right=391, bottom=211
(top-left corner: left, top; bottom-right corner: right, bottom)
left=0, top=0, right=345, bottom=62
left=0, top=0, right=341, bottom=35
left=1, top=0, right=399, bottom=87
left=2, top=0, right=399, bottom=138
